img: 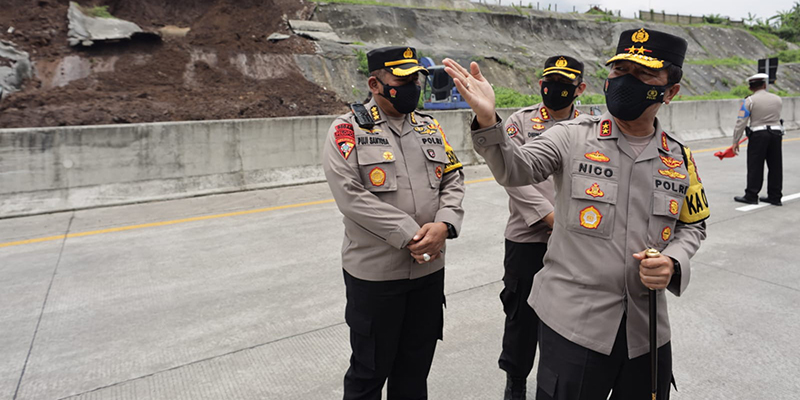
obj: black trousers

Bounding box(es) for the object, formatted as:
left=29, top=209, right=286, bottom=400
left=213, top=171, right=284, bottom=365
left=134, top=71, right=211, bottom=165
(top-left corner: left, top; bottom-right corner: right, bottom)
left=745, top=130, right=783, bottom=201
left=342, top=269, right=445, bottom=400
left=536, top=319, right=673, bottom=400
left=499, top=240, right=548, bottom=378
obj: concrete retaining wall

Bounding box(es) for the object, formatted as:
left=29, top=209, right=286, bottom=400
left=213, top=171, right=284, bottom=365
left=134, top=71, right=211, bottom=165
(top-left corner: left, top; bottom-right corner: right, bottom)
left=2, top=98, right=798, bottom=217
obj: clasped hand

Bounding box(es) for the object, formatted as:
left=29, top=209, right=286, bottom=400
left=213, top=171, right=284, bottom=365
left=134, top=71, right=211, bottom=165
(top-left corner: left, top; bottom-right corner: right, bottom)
left=408, top=222, right=449, bottom=263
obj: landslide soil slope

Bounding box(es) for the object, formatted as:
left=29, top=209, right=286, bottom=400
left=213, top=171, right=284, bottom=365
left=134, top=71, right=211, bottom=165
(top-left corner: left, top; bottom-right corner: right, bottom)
left=0, top=0, right=348, bottom=128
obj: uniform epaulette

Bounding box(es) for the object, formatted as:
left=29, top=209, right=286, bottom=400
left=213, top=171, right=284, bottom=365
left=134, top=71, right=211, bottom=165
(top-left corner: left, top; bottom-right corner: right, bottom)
left=663, top=130, right=686, bottom=148
left=413, top=110, right=434, bottom=120
left=567, top=114, right=601, bottom=126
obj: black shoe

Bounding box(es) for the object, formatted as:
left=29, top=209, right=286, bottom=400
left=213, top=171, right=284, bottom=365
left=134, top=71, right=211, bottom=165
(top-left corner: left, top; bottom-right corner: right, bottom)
left=759, top=196, right=783, bottom=206
left=504, top=375, right=526, bottom=400
left=734, top=196, right=758, bottom=204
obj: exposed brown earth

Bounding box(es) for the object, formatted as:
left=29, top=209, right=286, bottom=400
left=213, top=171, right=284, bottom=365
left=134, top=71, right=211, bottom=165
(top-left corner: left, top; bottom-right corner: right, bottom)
left=0, top=0, right=348, bottom=128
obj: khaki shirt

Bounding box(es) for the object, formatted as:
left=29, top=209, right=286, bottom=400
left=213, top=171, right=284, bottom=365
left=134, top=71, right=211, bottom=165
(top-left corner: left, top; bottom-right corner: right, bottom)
left=504, top=104, right=582, bottom=243
left=472, top=112, right=709, bottom=358
left=733, top=89, right=783, bottom=144
left=322, top=98, right=465, bottom=281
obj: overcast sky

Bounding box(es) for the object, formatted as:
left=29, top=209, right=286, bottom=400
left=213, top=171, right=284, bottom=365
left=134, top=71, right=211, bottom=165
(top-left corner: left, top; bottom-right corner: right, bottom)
left=495, top=0, right=798, bottom=22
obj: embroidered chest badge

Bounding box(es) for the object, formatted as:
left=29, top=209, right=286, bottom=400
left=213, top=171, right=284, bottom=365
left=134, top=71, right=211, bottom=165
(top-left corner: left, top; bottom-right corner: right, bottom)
left=369, top=167, right=386, bottom=186
left=383, top=151, right=394, bottom=161
left=585, top=183, right=605, bottom=198
left=659, top=155, right=683, bottom=168
left=600, top=120, right=611, bottom=137
left=584, top=151, right=610, bottom=163
left=669, top=199, right=679, bottom=215
left=579, top=206, right=602, bottom=229
left=435, top=166, right=443, bottom=179
left=426, top=149, right=436, bottom=158
left=532, top=124, right=546, bottom=131
left=531, top=117, right=543, bottom=123
left=661, top=226, right=672, bottom=241
left=658, top=169, right=686, bottom=180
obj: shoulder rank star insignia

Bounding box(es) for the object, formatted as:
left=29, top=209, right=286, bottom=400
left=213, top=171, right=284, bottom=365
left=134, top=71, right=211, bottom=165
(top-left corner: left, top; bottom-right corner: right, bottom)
left=661, top=226, right=672, bottom=241
left=585, top=183, right=605, bottom=198
left=660, top=155, right=683, bottom=169
left=540, top=108, right=550, bottom=121
left=658, top=169, right=687, bottom=180
left=369, top=167, right=386, bottom=186
left=661, top=132, right=669, bottom=151
left=669, top=199, right=679, bottom=215
left=383, top=151, right=394, bottom=161
left=579, top=206, right=602, bottom=229
left=584, top=151, right=610, bottom=163
left=370, top=106, right=381, bottom=122
left=574, top=109, right=580, bottom=118
left=600, top=120, right=611, bottom=137
left=532, top=124, right=546, bottom=131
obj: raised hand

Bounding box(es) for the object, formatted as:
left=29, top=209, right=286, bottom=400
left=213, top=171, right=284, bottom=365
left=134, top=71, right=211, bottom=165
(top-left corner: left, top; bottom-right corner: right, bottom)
left=442, top=58, right=498, bottom=128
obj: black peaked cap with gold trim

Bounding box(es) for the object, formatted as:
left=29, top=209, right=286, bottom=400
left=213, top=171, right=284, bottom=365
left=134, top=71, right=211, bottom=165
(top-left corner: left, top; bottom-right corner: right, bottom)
left=367, top=46, right=429, bottom=77
left=606, top=28, right=688, bottom=69
left=542, top=55, right=583, bottom=80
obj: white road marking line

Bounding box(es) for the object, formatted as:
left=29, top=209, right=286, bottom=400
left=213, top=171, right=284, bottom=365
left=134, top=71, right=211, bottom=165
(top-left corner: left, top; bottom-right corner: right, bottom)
left=736, top=192, right=800, bottom=211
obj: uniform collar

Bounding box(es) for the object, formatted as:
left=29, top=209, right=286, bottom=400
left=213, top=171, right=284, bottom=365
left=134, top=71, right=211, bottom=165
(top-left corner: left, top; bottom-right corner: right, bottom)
left=597, top=112, right=669, bottom=162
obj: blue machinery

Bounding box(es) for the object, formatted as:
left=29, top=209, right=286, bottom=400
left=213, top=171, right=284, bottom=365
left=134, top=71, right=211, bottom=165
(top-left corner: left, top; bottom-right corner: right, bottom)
left=420, top=57, right=470, bottom=110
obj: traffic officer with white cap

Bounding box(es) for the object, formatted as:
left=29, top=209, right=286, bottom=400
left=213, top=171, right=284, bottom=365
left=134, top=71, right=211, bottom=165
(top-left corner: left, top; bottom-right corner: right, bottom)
left=732, top=72, right=784, bottom=206
left=322, top=46, right=465, bottom=400
left=444, top=27, right=708, bottom=399
left=498, top=55, right=586, bottom=400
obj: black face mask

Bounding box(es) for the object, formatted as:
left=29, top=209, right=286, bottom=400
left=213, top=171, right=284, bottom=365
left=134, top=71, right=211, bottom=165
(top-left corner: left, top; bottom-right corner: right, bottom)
left=377, top=77, right=421, bottom=114
left=541, top=80, right=578, bottom=111
left=604, top=74, right=669, bottom=121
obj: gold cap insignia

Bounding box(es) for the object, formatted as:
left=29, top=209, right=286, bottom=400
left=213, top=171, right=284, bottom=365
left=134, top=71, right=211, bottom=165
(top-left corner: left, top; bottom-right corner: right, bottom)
left=403, top=48, right=413, bottom=59
left=632, top=28, right=649, bottom=43
left=555, top=57, right=568, bottom=67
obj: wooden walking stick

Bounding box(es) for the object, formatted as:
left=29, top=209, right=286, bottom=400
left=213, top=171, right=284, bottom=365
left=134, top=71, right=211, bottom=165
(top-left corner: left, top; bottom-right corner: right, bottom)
left=645, top=248, right=661, bottom=400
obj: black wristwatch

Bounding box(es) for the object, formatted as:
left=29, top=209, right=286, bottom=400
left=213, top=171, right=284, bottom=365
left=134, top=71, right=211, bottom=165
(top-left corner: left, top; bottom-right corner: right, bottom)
left=444, top=222, right=458, bottom=239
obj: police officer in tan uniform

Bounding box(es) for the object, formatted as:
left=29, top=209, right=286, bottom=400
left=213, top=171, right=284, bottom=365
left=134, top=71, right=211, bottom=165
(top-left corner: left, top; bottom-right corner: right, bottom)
left=444, top=28, right=708, bottom=399
left=322, top=46, right=465, bottom=400
left=499, top=55, right=586, bottom=400
left=732, top=73, right=784, bottom=206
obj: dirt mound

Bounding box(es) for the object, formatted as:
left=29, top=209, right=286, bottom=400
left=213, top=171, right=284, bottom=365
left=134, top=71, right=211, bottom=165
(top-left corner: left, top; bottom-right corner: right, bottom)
left=0, top=0, right=347, bottom=128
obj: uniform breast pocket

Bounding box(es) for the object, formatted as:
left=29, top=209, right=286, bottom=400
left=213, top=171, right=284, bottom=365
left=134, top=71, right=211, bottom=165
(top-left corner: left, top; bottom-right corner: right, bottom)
left=566, top=176, right=618, bottom=239
left=357, top=147, right=397, bottom=192
left=648, top=192, right=681, bottom=250
left=421, top=144, right=448, bottom=188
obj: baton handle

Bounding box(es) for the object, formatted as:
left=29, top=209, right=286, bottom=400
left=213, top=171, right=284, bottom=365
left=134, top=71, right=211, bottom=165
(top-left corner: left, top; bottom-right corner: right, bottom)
left=645, top=248, right=660, bottom=400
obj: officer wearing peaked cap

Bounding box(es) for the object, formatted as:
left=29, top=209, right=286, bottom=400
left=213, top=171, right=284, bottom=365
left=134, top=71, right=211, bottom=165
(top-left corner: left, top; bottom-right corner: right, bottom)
left=732, top=72, right=784, bottom=206
left=322, top=46, right=465, bottom=400
left=498, top=54, right=586, bottom=400
left=444, top=27, right=708, bottom=399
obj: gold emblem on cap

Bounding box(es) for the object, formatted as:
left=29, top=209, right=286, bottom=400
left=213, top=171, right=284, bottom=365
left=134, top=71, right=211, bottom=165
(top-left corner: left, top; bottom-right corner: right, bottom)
left=555, top=57, right=568, bottom=67
left=403, top=48, right=413, bottom=59
left=632, top=28, right=649, bottom=43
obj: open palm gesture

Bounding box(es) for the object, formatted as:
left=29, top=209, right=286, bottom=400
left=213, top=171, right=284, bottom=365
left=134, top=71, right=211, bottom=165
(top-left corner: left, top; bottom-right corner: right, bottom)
left=442, top=58, right=498, bottom=128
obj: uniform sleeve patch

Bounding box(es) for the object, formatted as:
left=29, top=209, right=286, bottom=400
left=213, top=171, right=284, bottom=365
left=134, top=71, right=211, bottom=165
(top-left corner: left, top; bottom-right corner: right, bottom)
left=506, top=123, right=519, bottom=138
left=737, top=99, right=750, bottom=119
left=335, top=123, right=355, bottom=160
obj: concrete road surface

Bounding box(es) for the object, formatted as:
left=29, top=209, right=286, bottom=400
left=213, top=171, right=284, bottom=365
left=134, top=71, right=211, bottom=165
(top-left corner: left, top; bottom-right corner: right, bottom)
left=2, top=133, right=800, bottom=400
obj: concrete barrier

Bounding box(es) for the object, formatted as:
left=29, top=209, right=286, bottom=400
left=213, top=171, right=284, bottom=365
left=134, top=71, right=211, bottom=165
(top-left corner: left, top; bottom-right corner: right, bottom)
left=1, top=98, right=797, bottom=217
